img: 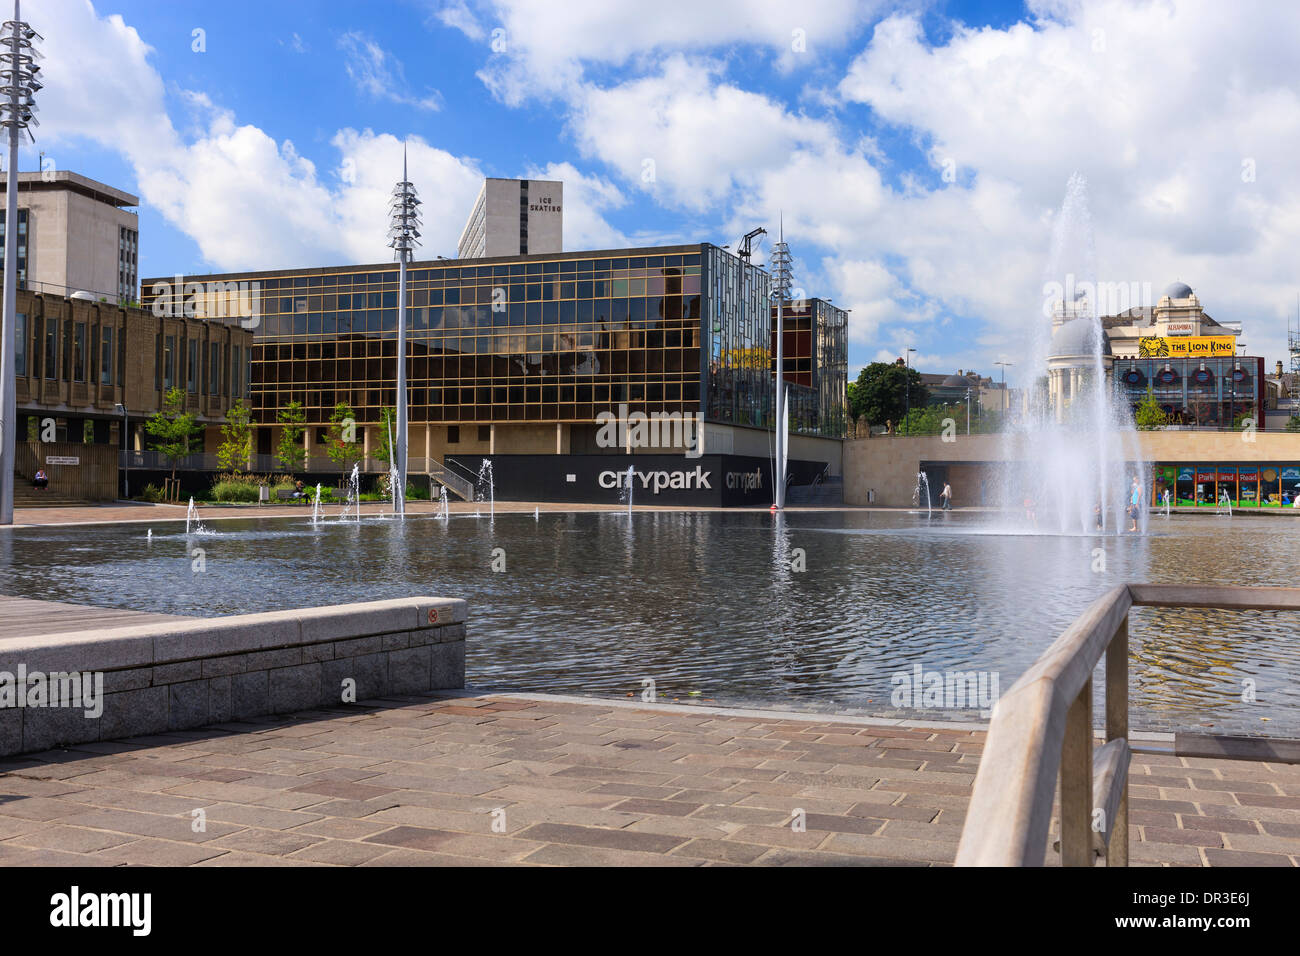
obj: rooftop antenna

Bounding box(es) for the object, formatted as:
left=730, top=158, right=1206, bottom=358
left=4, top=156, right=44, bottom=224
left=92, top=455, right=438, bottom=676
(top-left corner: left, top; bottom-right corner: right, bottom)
left=387, top=141, right=422, bottom=516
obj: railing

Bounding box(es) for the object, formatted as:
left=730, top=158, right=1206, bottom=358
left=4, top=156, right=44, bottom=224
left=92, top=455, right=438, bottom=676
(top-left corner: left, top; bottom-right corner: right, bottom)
left=955, top=583, right=1300, bottom=867
left=429, top=458, right=476, bottom=502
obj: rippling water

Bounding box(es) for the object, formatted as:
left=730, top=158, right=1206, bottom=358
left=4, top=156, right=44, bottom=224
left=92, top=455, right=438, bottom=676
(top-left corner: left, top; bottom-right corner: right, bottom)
left=1, top=510, right=1296, bottom=735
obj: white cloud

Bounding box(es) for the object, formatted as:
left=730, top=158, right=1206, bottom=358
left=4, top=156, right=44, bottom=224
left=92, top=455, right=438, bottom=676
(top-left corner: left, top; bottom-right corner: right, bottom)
left=458, top=0, right=882, bottom=104
left=339, top=31, right=442, bottom=112
left=522, top=161, right=629, bottom=251
left=36, top=0, right=490, bottom=272
left=568, top=57, right=838, bottom=212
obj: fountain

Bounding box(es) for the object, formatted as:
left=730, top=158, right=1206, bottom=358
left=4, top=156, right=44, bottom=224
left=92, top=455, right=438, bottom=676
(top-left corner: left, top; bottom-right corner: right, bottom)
left=1218, top=489, right=1233, bottom=517
left=311, top=483, right=323, bottom=524
left=389, top=460, right=402, bottom=518
left=624, top=464, right=634, bottom=517
left=914, top=472, right=932, bottom=519
left=1163, top=489, right=1172, bottom=517
left=477, top=459, right=495, bottom=518
left=534, top=506, right=539, bottom=521
left=185, top=497, right=210, bottom=535
left=438, top=486, right=449, bottom=520
left=341, top=463, right=361, bottom=522
left=996, top=174, right=1148, bottom=535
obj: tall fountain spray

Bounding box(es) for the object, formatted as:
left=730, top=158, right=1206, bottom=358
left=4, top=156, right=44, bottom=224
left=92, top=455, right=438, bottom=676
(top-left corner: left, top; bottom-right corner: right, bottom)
left=998, top=174, right=1147, bottom=535
left=624, top=464, right=634, bottom=517
left=477, top=459, right=495, bottom=518
left=311, top=483, right=323, bottom=524
left=342, top=463, right=361, bottom=522
left=185, top=497, right=209, bottom=535
left=438, top=485, right=449, bottom=520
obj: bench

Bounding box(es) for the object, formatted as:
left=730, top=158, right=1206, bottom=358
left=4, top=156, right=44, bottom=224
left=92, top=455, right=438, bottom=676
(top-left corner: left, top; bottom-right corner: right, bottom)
left=275, top=488, right=307, bottom=504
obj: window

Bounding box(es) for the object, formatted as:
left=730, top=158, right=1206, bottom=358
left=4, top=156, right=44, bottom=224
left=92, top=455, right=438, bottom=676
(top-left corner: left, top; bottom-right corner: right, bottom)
left=44, top=318, right=57, bottom=380
left=73, top=322, right=86, bottom=382
left=448, top=425, right=460, bottom=443
left=14, top=312, right=24, bottom=376
left=187, top=338, right=199, bottom=393
left=210, top=342, right=220, bottom=395
left=100, top=327, right=113, bottom=385
left=232, top=345, right=241, bottom=397
left=478, top=425, right=490, bottom=442
left=164, top=335, right=175, bottom=389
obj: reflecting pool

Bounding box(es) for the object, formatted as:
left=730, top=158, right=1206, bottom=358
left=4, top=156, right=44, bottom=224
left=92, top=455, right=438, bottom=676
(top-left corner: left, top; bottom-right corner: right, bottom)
left=1, top=509, right=1296, bottom=735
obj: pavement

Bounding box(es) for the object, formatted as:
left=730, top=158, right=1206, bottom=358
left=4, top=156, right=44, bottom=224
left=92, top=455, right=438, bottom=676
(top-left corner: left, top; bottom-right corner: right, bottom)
left=1, top=693, right=1297, bottom=866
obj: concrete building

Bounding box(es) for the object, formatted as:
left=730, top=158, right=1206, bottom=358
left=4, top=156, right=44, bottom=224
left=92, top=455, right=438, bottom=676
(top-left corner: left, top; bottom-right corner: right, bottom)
left=457, top=178, right=562, bottom=259
left=11, top=287, right=254, bottom=498
left=0, top=170, right=139, bottom=303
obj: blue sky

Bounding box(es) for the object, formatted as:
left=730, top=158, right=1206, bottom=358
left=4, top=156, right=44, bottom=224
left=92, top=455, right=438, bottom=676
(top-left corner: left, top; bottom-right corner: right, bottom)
left=31, top=0, right=1300, bottom=385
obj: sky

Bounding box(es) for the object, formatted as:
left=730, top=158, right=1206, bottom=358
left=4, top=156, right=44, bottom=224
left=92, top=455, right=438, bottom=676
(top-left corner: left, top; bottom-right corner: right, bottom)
left=25, top=0, right=1300, bottom=386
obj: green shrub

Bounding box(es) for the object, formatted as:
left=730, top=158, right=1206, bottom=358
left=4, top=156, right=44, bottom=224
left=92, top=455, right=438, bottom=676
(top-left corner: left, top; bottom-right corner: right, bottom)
left=211, top=481, right=260, bottom=503
left=405, top=482, right=431, bottom=500
left=140, top=483, right=165, bottom=503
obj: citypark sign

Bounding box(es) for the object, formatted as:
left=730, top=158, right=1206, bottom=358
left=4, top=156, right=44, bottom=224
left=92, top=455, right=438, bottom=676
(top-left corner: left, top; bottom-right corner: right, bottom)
left=1137, top=336, right=1235, bottom=358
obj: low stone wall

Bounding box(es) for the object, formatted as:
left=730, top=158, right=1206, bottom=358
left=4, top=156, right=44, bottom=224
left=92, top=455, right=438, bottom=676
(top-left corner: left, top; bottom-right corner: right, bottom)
left=0, top=597, right=466, bottom=757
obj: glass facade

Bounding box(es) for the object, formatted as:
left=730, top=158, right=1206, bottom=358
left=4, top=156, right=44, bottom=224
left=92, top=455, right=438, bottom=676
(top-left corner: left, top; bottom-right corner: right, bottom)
left=770, top=298, right=849, bottom=438
left=1114, top=356, right=1264, bottom=427
left=1154, top=463, right=1300, bottom=508
left=143, top=244, right=849, bottom=442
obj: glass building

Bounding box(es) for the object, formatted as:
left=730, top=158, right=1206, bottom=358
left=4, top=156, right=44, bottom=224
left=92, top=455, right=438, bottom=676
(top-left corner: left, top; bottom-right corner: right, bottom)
left=141, top=243, right=849, bottom=467
left=1113, top=355, right=1264, bottom=428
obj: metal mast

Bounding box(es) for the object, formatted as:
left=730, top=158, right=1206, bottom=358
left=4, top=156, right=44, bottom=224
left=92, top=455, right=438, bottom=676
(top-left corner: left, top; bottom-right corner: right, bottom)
left=770, top=218, right=793, bottom=511
left=0, top=0, right=39, bottom=526
left=387, top=145, right=421, bottom=516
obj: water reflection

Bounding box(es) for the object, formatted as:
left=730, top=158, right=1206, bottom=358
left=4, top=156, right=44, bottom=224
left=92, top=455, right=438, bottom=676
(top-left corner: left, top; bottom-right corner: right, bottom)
left=0, top=511, right=1295, bottom=735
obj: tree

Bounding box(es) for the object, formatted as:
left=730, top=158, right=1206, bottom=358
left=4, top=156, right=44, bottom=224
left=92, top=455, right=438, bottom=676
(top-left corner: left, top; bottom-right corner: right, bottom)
left=1134, top=387, right=1167, bottom=430
left=373, top=406, right=397, bottom=467
left=850, top=362, right=928, bottom=428
left=217, top=398, right=253, bottom=473
left=1285, top=415, right=1300, bottom=433
left=325, top=401, right=361, bottom=472
left=275, top=400, right=307, bottom=472
left=145, top=387, right=203, bottom=484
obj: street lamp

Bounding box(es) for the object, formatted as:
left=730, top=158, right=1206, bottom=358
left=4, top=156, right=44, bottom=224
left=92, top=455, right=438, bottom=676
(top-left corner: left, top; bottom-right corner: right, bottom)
left=0, top=0, right=40, bottom=525
left=386, top=145, right=421, bottom=517
left=995, top=361, right=1013, bottom=413
left=904, top=347, right=916, bottom=433
left=114, top=402, right=128, bottom=499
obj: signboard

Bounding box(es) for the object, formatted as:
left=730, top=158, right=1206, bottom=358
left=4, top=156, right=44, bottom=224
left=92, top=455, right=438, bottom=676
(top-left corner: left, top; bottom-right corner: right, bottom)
left=1177, top=467, right=1195, bottom=481
left=1138, top=336, right=1235, bottom=358
left=1239, top=468, right=1260, bottom=482
left=1164, top=322, right=1195, bottom=335
left=45, top=456, right=79, bottom=465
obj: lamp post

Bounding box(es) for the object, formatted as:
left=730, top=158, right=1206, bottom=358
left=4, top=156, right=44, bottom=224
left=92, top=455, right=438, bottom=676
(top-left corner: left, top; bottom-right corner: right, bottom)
left=0, top=0, right=39, bottom=525
left=995, top=360, right=1013, bottom=414
left=386, top=146, right=421, bottom=517
left=114, top=402, right=128, bottom=499
left=904, top=347, right=916, bottom=433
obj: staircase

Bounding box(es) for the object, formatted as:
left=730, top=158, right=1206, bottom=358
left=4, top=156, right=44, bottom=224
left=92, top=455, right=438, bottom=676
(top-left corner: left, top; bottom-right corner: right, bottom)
left=13, top=483, right=92, bottom=508
left=786, top=475, right=843, bottom=507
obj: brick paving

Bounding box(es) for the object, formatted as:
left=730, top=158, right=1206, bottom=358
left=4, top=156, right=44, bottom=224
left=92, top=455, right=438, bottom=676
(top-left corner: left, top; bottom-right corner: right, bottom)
left=0, top=693, right=1297, bottom=866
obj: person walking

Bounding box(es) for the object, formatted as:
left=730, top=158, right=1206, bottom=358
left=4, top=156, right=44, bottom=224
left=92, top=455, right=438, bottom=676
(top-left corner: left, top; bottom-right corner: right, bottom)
left=940, top=481, right=953, bottom=511
left=1128, top=475, right=1143, bottom=533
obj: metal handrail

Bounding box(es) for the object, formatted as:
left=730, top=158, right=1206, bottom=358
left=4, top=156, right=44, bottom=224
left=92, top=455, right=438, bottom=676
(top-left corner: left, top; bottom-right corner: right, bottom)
left=427, top=460, right=475, bottom=502
left=955, top=583, right=1300, bottom=867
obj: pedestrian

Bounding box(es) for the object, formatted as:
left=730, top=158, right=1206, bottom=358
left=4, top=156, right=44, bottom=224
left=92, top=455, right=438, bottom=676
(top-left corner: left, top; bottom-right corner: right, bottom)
left=32, top=468, right=47, bottom=491
left=941, top=481, right=953, bottom=510
left=1128, top=476, right=1143, bottom=532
